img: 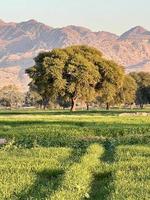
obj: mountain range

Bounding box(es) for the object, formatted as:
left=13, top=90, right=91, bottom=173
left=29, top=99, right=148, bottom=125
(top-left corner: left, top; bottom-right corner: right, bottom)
left=0, top=19, right=150, bottom=91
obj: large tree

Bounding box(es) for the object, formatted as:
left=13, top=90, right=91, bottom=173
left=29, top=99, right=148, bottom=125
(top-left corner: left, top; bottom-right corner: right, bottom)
left=26, top=46, right=101, bottom=111
left=26, top=45, right=125, bottom=111
left=130, top=72, right=150, bottom=108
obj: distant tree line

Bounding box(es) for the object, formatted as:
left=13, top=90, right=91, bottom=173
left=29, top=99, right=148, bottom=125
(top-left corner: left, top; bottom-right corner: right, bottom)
left=130, top=72, right=150, bottom=108
left=0, top=85, right=23, bottom=109
left=0, top=45, right=150, bottom=110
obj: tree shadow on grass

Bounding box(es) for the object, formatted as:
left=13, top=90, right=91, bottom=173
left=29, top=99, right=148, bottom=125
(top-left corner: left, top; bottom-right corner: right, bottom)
left=89, top=172, right=113, bottom=200
left=14, top=169, right=64, bottom=200
left=0, top=119, right=147, bottom=128
left=1, top=108, right=148, bottom=116
left=0, top=110, right=107, bottom=116
left=102, top=140, right=116, bottom=163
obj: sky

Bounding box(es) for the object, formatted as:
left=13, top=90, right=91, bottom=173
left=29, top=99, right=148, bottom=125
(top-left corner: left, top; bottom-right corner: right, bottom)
left=0, top=0, right=149, bottom=35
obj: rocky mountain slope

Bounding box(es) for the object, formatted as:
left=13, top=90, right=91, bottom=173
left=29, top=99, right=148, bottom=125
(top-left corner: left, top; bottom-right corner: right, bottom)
left=0, top=19, right=150, bottom=90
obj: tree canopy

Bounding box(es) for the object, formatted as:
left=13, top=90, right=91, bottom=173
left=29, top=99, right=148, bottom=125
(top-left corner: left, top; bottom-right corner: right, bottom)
left=26, top=45, right=129, bottom=111
left=95, top=59, right=125, bottom=109
left=130, top=72, right=150, bottom=108
left=26, top=46, right=101, bottom=110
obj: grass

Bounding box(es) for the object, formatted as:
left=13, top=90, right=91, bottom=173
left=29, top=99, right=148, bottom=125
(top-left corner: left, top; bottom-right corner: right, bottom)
left=0, top=147, right=72, bottom=199
left=0, top=109, right=149, bottom=199
left=112, top=145, right=150, bottom=200
left=51, top=144, right=104, bottom=200
left=0, top=109, right=149, bottom=147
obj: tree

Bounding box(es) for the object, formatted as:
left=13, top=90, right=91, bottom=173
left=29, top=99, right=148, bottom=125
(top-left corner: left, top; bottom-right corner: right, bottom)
left=25, top=91, right=43, bottom=107
left=116, top=75, right=137, bottom=107
left=26, top=45, right=125, bottom=111
left=57, top=96, right=71, bottom=109
left=26, top=50, right=67, bottom=109
left=64, top=46, right=100, bottom=111
left=130, top=72, right=150, bottom=108
left=96, top=59, right=125, bottom=110
left=26, top=46, right=101, bottom=111
left=0, top=85, right=23, bottom=108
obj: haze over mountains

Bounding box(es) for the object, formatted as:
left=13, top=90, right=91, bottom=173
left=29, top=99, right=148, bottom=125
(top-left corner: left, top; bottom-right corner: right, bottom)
left=0, top=19, right=150, bottom=90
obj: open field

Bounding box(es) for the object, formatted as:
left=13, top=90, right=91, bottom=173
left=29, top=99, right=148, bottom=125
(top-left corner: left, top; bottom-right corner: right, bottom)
left=0, top=109, right=150, bottom=199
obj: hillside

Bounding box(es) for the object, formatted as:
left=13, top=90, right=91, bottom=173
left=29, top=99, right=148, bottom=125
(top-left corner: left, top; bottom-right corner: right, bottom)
left=0, top=19, right=150, bottom=90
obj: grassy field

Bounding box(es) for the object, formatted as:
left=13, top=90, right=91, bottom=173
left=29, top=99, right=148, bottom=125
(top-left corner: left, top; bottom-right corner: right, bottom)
left=0, top=109, right=150, bottom=199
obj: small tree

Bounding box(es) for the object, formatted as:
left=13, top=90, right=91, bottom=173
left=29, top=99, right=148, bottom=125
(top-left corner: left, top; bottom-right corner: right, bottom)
left=25, top=91, right=43, bottom=107
left=116, top=75, right=137, bottom=107
left=96, top=59, right=125, bottom=110
left=26, top=50, right=67, bottom=109
left=0, top=85, right=23, bottom=108
left=130, top=72, right=150, bottom=108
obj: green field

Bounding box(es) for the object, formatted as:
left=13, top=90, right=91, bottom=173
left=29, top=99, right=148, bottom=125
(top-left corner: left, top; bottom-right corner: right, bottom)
left=0, top=110, right=150, bottom=199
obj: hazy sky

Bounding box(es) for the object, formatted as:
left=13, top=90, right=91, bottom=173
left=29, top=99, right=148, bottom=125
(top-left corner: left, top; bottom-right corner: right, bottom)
left=0, top=0, right=149, bottom=35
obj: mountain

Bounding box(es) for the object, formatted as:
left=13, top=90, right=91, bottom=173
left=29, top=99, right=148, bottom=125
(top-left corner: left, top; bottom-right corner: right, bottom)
left=119, top=26, right=150, bottom=40
left=0, top=19, right=150, bottom=90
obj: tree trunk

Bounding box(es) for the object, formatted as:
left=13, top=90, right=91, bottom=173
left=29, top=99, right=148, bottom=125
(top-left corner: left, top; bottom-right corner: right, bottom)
left=43, top=104, right=47, bottom=110
left=43, top=98, right=49, bottom=110
left=70, top=98, right=76, bottom=111
left=39, top=103, right=42, bottom=109
left=140, top=103, right=143, bottom=109
left=86, top=103, right=89, bottom=111
left=9, top=102, right=12, bottom=110
left=106, top=102, right=110, bottom=110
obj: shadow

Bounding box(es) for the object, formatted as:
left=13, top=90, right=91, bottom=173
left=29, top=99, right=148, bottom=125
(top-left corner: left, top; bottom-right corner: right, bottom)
left=89, top=172, right=113, bottom=200
left=0, top=119, right=148, bottom=128
left=0, top=118, right=149, bottom=148
left=14, top=169, right=64, bottom=200
left=69, top=144, right=88, bottom=162
left=14, top=148, right=88, bottom=200
left=102, top=140, right=116, bottom=163
left=0, top=108, right=149, bottom=116
left=0, top=110, right=109, bottom=116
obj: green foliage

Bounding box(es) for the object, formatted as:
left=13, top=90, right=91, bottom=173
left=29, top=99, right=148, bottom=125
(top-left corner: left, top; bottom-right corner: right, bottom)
left=26, top=50, right=67, bottom=108
left=26, top=45, right=103, bottom=111
left=130, top=72, right=150, bottom=107
left=26, top=45, right=150, bottom=110
left=25, top=90, right=43, bottom=107
left=96, top=59, right=125, bottom=109
left=116, top=75, right=137, bottom=105
left=64, top=46, right=100, bottom=110
left=26, top=45, right=127, bottom=111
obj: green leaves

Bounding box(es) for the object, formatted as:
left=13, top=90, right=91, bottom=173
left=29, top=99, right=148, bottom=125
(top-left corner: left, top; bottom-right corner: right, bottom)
left=25, top=45, right=149, bottom=110
left=130, top=72, right=150, bottom=106
left=26, top=45, right=103, bottom=110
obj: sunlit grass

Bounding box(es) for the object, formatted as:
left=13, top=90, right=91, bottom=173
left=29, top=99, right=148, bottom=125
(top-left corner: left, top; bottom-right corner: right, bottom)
left=0, top=110, right=149, bottom=199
